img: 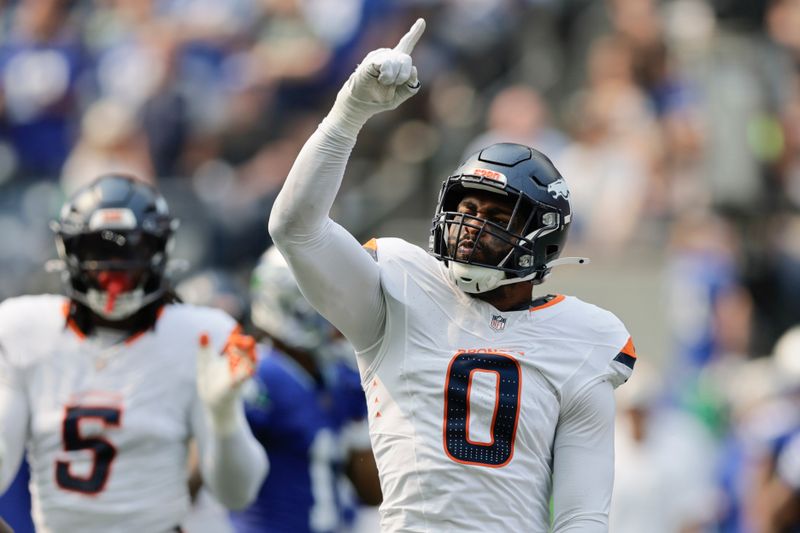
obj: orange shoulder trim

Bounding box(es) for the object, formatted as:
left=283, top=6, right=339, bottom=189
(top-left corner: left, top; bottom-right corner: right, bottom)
left=529, top=294, right=565, bottom=312
left=362, top=238, right=378, bottom=261
left=62, top=300, right=86, bottom=341
left=620, top=336, right=637, bottom=359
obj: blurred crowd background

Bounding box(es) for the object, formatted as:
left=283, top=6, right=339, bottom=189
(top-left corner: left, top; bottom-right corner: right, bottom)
left=1, top=0, right=800, bottom=531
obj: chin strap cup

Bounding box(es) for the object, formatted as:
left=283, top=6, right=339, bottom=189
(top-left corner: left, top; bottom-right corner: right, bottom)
left=546, top=257, right=590, bottom=269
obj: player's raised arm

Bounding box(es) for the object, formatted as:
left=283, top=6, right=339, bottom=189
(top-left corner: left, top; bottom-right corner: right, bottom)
left=268, top=19, right=425, bottom=353
left=193, top=331, right=268, bottom=510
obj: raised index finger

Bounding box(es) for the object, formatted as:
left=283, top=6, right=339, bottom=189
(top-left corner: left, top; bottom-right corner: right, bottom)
left=394, top=18, right=426, bottom=55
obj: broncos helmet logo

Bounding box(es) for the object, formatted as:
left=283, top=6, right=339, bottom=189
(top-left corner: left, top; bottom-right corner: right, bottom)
left=547, top=179, right=570, bottom=200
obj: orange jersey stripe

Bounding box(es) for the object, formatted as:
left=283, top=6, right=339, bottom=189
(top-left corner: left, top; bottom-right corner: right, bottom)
left=362, top=238, right=378, bottom=261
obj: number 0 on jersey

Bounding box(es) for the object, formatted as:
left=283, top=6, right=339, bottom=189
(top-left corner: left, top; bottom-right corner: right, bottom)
left=443, top=352, right=521, bottom=467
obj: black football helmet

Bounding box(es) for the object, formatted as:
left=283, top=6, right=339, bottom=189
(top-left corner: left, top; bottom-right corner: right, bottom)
left=51, top=174, right=178, bottom=319
left=430, top=142, right=583, bottom=293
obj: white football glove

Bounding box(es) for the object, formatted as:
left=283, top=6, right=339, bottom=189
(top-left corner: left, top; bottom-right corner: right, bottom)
left=197, top=331, right=257, bottom=436
left=327, top=18, right=426, bottom=133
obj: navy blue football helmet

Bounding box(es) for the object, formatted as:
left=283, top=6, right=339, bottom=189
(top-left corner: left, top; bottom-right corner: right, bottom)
left=430, top=143, right=582, bottom=293
left=51, top=175, right=178, bottom=319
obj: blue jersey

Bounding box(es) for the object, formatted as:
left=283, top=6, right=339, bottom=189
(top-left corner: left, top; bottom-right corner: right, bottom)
left=0, top=460, right=34, bottom=533
left=230, top=346, right=368, bottom=533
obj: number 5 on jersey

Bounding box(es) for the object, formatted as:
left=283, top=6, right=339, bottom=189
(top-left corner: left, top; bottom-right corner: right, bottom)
left=56, top=406, right=122, bottom=494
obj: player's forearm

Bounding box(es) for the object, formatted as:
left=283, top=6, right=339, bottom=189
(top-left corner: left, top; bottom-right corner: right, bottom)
left=269, top=20, right=425, bottom=352
left=202, top=407, right=268, bottom=510
left=269, top=18, right=423, bottom=243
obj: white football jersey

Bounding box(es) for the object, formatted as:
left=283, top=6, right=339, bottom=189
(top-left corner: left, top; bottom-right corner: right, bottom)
left=0, top=294, right=236, bottom=532
left=360, top=238, right=635, bottom=532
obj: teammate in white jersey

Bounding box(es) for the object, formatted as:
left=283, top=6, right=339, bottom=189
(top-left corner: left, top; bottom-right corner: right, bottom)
left=268, top=18, right=637, bottom=532
left=0, top=175, right=268, bottom=532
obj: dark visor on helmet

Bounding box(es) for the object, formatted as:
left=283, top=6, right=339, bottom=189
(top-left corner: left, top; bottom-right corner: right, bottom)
left=64, top=231, right=164, bottom=271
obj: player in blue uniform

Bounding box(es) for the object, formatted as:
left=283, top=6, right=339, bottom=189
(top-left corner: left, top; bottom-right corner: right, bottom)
left=230, top=247, right=381, bottom=533
left=0, top=460, right=34, bottom=533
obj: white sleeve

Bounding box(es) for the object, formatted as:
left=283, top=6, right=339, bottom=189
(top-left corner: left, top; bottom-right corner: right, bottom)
left=190, top=394, right=268, bottom=510
left=268, top=117, right=386, bottom=354
left=0, top=343, right=29, bottom=494
left=551, top=378, right=616, bottom=532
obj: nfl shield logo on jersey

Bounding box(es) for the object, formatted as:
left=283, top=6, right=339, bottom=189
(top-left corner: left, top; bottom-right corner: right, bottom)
left=489, top=314, right=507, bottom=331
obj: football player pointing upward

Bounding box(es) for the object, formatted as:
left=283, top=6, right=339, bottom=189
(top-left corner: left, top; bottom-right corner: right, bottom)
left=0, top=175, right=267, bottom=532
left=269, top=18, right=637, bottom=532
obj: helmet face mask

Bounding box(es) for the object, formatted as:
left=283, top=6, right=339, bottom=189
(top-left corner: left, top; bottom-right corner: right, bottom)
left=430, top=143, right=571, bottom=293
left=52, top=175, right=176, bottom=320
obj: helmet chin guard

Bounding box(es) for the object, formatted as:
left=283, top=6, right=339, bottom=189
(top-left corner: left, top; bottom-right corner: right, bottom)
left=448, top=263, right=506, bottom=294
left=448, top=257, right=590, bottom=294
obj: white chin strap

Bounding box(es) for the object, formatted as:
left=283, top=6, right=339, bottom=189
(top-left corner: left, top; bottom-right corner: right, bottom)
left=449, top=257, right=590, bottom=294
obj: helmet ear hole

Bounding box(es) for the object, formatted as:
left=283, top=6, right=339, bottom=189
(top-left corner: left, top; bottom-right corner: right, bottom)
left=545, top=245, right=559, bottom=258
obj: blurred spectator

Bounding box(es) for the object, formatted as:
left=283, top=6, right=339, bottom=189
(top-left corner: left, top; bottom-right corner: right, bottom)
left=463, top=84, right=568, bottom=160
left=747, top=214, right=800, bottom=356
left=713, top=328, right=800, bottom=532
left=777, top=76, right=800, bottom=209
left=176, top=268, right=249, bottom=324
left=60, top=98, right=154, bottom=194
left=611, top=362, right=718, bottom=533
left=0, top=0, right=88, bottom=179
left=768, top=432, right=800, bottom=531
left=92, top=5, right=190, bottom=177
left=555, top=35, right=662, bottom=253
left=607, top=0, right=673, bottom=110
left=665, top=213, right=747, bottom=376
left=753, top=326, right=800, bottom=531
